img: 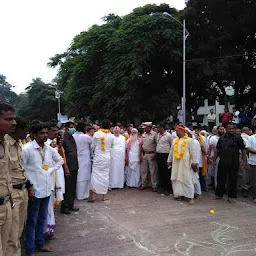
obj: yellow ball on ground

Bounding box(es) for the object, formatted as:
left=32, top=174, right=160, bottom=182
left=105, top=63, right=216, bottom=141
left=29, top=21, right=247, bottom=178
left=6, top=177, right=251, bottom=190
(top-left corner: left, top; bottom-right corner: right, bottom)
left=210, top=209, right=215, bottom=214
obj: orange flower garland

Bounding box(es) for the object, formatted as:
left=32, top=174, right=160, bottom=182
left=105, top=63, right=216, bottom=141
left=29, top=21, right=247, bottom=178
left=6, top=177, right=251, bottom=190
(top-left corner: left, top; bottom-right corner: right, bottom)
left=100, top=136, right=106, bottom=151
left=98, top=129, right=110, bottom=151
left=174, top=134, right=188, bottom=160
left=98, top=129, right=111, bottom=133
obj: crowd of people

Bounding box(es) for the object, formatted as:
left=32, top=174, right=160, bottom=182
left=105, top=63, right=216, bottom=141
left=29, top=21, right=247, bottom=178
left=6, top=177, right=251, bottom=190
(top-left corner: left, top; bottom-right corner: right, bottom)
left=0, top=102, right=256, bottom=256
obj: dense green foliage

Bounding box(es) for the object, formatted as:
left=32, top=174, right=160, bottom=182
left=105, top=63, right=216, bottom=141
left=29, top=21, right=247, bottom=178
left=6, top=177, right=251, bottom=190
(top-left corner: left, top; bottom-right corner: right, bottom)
left=0, top=75, right=18, bottom=107
left=49, top=4, right=181, bottom=123
left=185, top=0, right=256, bottom=110
left=49, top=1, right=256, bottom=122
left=17, top=78, right=59, bottom=121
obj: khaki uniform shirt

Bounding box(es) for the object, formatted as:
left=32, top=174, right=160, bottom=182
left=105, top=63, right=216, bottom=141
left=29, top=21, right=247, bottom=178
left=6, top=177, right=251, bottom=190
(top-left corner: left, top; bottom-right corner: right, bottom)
left=0, top=137, right=12, bottom=197
left=141, top=131, right=157, bottom=153
left=5, top=135, right=26, bottom=185
left=156, top=131, right=173, bottom=154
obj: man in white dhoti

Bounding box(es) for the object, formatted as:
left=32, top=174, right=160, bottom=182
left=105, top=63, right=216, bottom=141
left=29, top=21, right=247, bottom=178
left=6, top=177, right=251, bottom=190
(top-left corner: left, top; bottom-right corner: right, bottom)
left=73, top=122, right=92, bottom=200
left=109, top=126, right=126, bottom=189
left=125, top=128, right=141, bottom=188
left=186, top=129, right=202, bottom=197
left=89, top=122, right=114, bottom=202
left=167, top=125, right=197, bottom=204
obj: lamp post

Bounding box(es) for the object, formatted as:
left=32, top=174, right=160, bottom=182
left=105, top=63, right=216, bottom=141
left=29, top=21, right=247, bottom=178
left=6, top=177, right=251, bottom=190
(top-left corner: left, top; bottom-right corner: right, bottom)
left=163, top=12, right=189, bottom=125
left=49, top=85, right=62, bottom=120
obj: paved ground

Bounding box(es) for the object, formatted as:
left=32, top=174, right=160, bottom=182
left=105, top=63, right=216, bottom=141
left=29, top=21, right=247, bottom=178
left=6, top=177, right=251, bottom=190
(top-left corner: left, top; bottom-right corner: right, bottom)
left=33, top=188, right=256, bottom=256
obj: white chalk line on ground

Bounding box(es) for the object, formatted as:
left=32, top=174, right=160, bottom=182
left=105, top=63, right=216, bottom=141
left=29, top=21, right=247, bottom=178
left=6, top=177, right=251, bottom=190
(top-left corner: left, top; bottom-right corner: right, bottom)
left=88, top=202, right=172, bottom=255
left=174, top=222, right=256, bottom=256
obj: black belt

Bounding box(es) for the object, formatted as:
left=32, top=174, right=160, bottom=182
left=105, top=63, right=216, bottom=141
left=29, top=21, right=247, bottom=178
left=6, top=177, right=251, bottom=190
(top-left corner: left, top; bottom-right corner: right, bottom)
left=0, top=195, right=10, bottom=205
left=13, top=183, right=26, bottom=190
left=144, top=151, right=155, bottom=154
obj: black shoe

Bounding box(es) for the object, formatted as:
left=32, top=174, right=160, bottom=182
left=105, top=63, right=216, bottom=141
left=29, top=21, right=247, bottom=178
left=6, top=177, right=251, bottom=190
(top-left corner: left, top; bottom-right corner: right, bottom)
left=60, top=208, right=71, bottom=214
left=157, top=189, right=164, bottom=194
left=69, top=207, right=79, bottom=211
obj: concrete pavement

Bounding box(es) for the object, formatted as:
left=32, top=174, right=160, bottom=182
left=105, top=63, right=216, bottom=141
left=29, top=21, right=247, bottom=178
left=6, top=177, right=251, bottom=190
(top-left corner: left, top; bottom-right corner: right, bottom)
left=35, top=188, right=256, bottom=256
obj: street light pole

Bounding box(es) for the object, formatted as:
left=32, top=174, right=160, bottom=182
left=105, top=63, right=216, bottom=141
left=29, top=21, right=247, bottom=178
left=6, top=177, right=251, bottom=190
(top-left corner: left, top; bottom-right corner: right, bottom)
left=55, top=90, right=61, bottom=116
left=183, top=19, right=186, bottom=125
left=163, top=12, right=189, bottom=125
left=49, top=84, right=62, bottom=120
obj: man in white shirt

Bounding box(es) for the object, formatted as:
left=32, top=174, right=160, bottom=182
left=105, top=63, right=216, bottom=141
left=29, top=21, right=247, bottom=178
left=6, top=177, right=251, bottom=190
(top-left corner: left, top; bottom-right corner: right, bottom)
left=246, top=133, right=256, bottom=203
left=109, top=126, right=126, bottom=189
left=73, top=122, right=92, bottom=199
left=23, top=123, right=63, bottom=256
left=241, top=127, right=250, bottom=145
left=207, top=109, right=216, bottom=132
left=238, top=127, right=251, bottom=197
left=156, top=123, right=173, bottom=195
left=232, top=107, right=240, bottom=128
left=177, top=107, right=183, bottom=123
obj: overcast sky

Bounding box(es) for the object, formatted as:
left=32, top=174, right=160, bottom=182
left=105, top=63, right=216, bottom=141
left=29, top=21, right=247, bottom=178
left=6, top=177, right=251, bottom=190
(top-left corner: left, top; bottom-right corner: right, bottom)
left=0, top=0, right=185, bottom=93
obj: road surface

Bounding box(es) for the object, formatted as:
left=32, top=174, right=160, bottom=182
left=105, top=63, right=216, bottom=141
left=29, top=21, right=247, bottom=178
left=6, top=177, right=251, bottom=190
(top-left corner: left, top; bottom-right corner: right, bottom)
left=34, top=188, right=256, bottom=256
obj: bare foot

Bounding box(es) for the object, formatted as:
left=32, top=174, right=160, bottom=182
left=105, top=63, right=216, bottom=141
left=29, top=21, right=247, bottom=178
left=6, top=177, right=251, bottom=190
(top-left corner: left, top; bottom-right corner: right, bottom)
left=188, top=199, right=195, bottom=205
left=214, top=195, right=223, bottom=200
left=88, top=191, right=95, bottom=202
left=102, top=195, right=108, bottom=201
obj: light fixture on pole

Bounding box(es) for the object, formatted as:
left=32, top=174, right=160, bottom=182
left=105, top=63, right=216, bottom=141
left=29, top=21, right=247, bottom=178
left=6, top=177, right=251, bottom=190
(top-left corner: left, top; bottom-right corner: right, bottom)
left=163, top=12, right=189, bottom=125
left=48, top=84, right=63, bottom=120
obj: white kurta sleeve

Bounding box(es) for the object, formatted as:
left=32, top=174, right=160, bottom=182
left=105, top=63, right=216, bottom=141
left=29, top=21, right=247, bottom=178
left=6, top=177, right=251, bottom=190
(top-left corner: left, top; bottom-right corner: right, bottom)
left=167, top=140, right=174, bottom=163
left=22, top=146, right=30, bottom=165
left=188, top=139, right=197, bottom=163
left=49, top=147, right=64, bottom=174
left=86, top=135, right=93, bottom=145
left=91, top=134, right=97, bottom=151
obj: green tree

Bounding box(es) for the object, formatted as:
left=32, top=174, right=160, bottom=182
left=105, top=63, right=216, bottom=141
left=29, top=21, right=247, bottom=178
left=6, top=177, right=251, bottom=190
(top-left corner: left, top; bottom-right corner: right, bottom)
left=184, top=0, right=256, bottom=109
left=48, top=4, right=182, bottom=123
left=18, top=78, right=59, bottom=121
left=0, top=74, right=18, bottom=106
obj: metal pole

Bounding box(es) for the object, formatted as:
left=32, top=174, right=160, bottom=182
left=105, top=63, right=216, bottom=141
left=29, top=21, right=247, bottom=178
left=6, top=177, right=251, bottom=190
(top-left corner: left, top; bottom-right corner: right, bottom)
left=58, top=96, right=61, bottom=114
left=183, top=19, right=186, bottom=125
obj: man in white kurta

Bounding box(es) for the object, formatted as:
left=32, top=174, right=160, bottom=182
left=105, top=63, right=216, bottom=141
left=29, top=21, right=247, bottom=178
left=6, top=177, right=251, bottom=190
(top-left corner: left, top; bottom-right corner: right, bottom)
left=125, top=128, right=141, bottom=188
left=109, top=127, right=126, bottom=189
left=167, top=125, right=197, bottom=204
left=73, top=126, right=92, bottom=200
left=90, top=123, right=114, bottom=201
left=208, top=126, right=225, bottom=188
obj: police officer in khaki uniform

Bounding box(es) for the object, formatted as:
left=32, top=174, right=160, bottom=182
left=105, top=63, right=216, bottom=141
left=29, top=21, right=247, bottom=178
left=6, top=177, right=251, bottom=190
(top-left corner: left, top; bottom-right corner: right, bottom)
left=0, top=103, right=16, bottom=256
left=139, top=122, right=158, bottom=191
left=5, top=117, right=33, bottom=256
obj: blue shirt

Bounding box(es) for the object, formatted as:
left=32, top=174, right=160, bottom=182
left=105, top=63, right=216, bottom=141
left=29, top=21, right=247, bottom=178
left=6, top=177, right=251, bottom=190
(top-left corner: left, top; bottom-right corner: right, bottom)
left=239, top=111, right=249, bottom=123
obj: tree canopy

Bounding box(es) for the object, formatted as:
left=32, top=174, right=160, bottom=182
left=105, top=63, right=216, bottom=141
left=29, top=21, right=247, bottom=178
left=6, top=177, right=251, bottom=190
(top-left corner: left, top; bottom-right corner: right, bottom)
left=185, top=0, right=256, bottom=109
left=49, top=1, right=256, bottom=122
left=17, top=78, right=59, bottom=121
left=0, top=75, right=18, bottom=107
left=48, top=4, right=185, bottom=123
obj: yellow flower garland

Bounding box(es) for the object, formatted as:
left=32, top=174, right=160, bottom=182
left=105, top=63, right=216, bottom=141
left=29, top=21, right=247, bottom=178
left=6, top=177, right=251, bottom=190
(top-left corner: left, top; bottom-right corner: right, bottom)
left=98, top=128, right=111, bottom=133
left=174, top=134, right=188, bottom=160
left=98, top=129, right=110, bottom=151
left=100, top=136, right=106, bottom=151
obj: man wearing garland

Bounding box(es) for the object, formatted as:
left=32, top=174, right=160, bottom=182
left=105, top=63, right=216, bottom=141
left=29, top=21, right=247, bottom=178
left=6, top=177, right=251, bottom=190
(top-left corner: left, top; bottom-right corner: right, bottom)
left=167, top=125, right=197, bottom=204
left=89, top=121, right=114, bottom=202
